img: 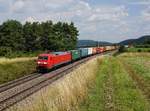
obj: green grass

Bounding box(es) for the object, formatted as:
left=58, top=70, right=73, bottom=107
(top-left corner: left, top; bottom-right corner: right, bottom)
left=127, top=47, right=150, bottom=52
left=80, top=58, right=110, bottom=111
left=0, top=60, right=36, bottom=84
left=112, top=58, right=149, bottom=111
left=118, top=54, right=150, bottom=83
left=80, top=56, right=150, bottom=111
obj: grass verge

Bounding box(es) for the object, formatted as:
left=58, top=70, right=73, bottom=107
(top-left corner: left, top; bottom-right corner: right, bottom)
left=0, top=58, right=36, bottom=84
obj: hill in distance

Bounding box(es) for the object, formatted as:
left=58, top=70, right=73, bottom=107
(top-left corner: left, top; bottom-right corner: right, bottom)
left=77, top=40, right=112, bottom=47
left=119, top=35, right=150, bottom=45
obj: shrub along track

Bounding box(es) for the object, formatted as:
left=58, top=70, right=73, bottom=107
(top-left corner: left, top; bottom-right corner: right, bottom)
left=118, top=59, right=150, bottom=102
left=0, top=51, right=116, bottom=111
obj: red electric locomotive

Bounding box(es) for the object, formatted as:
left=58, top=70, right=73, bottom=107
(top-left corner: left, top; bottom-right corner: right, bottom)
left=37, top=52, right=71, bottom=71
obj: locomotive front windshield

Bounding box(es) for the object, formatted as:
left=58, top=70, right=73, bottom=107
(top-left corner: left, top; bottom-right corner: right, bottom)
left=38, top=56, right=48, bottom=60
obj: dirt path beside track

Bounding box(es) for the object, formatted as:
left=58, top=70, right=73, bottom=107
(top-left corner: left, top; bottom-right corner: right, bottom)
left=103, top=58, right=115, bottom=111
left=104, top=73, right=115, bottom=111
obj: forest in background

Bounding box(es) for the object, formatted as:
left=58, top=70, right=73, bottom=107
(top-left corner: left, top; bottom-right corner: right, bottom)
left=0, top=20, right=79, bottom=57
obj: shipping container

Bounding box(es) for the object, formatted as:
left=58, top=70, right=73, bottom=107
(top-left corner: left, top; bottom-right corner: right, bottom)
left=87, top=48, right=92, bottom=55
left=92, top=47, right=97, bottom=54
left=105, top=46, right=112, bottom=51
left=79, top=48, right=88, bottom=57
left=70, top=50, right=81, bottom=61
left=96, top=47, right=105, bottom=53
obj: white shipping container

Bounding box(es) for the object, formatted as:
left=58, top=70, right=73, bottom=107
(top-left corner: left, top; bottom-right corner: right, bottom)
left=105, top=46, right=112, bottom=51
left=87, top=48, right=92, bottom=55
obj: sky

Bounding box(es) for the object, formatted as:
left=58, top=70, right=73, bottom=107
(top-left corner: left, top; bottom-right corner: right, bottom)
left=0, top=0, right=150, bottom=43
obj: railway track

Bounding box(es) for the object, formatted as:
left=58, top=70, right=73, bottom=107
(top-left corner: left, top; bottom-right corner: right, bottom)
left=0, top=51, right=116, bottom=111
left=0, top=73, right=42, bottom=93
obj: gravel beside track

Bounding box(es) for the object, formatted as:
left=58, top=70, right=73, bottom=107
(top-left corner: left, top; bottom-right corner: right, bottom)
left=0, top=51, right=116, bottom=111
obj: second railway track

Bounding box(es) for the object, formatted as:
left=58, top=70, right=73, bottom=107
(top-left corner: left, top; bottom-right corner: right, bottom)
left=0, top=73, right=42, bottom=93
left=0, top=51, right=116, bottom=111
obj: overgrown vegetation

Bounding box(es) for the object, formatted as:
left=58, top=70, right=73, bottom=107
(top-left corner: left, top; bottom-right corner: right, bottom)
left=0, top=57, right=36, bottom=84
left=0, top=20, right=79, bottom=57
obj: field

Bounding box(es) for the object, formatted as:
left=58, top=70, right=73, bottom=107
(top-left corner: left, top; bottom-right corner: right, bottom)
left=127, top=47, right=150, bottom=52
left=80, top=53, right=150, bottom=111
left=0, top=57, right=36, bottom=84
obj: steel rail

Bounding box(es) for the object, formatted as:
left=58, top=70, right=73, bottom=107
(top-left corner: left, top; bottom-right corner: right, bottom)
left=0, top=73, right=42, bottom=93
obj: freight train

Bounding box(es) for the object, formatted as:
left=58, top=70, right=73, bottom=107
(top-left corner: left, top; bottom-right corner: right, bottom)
left=37, top=46, right=117, bottom=72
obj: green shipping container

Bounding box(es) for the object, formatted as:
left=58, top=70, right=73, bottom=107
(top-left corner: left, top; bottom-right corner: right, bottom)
left=70, top=50, right=81, bottom=61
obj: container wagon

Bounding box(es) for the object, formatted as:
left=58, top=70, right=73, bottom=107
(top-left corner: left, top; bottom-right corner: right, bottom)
left=92, top=47, right=97, bottom=54
left=70, top=50, right=81, bottom=61
left=105, top=46, right=112, bottom=51
left=96, top=47, right=105, bottom=53
left=87, top=48, right=93, bottom=56
left=79, top=48, right=88, bottom=57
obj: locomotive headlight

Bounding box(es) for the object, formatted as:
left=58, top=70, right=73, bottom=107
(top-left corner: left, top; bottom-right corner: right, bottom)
left=37, top=61, right=41, bottom=64
left=43, top=62, right=48, bottom=64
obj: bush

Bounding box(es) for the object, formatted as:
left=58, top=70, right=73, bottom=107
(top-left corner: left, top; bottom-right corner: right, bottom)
left=135, top=45, right=150, bottom=48
left=137, top=49, right=141, bottom=52
left=0, top=47, right=12, bottom=57
left=118, top=45, right=126, bottom=52
left=0, top=50, right=43, bottom=58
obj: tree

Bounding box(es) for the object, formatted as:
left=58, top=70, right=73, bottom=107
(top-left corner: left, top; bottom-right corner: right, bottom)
left=68, top=22, right=79, bottom=49
left=23, top=22, right=42, bottom=51
left=40, top=21, right=53, bottom=50
left=118, top=45, right=126, bottom=52
left=0, top=19, right=79, bottom=56
left=0, top=20, right=24, bottom=51
left=144, top=40, right=150, bottom=45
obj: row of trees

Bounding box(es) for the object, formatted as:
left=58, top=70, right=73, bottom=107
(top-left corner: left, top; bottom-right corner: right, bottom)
left=0, top=20, right=79, bottom=56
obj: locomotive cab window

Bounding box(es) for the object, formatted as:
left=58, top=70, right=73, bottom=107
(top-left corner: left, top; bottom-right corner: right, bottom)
left=38, top=56, right=48, bottom=60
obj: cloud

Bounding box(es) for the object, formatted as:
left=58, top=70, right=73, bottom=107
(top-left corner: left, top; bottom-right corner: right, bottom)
left=44, top=0, right=73, bottom=9
left=141, top=6, right=150, bottom=21
left=129, top=0, right=150, bottom=5
left=19, top=0, right=129, bottom=42
left=12, top=0, right=24, bottom=12
left=11, top=0, right=74, bottom=13
left=87, top=5, right=128, bottom=22
left=24, top=16, right=38, bottom=23
left=0, top=0, right=149, bottom=42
